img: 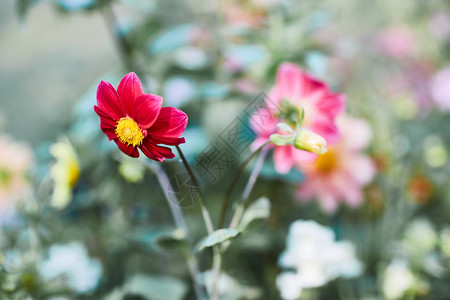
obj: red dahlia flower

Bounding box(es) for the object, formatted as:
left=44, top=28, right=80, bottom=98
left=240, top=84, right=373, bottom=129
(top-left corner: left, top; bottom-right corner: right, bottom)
left=94, top=72, right=188, bottom=162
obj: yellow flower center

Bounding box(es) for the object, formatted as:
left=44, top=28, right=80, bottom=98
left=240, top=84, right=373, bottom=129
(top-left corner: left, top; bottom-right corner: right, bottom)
left=115, top=117, right=144, bottom=147
left=315, top=150, right=337, bottom=174
left=67, top=160, right=80, bottom=188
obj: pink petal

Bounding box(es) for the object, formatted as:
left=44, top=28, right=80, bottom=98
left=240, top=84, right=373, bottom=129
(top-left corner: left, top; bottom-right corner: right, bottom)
left=346, top=155, right=376, bottom=185
left=342, top=184, right=363, bottom=208
left=114, top=139, right=139, bottom=157
left=315, top=93, right=346, bottom=119
left=251, top=137, right=272, bottom=151
left=147, top=107, right=188, bottom=138
left=97, top=81, right=124, bottom=120
left=132, top=94, right=163, bottom=129
left=308, top=118, right=340, bottom=144
left=339, top=117, right=372, bottom=150
left=317, top=191, right=339, bottom=213
left=249, top=108, right=278, bottom=136
left=300, top=74, right=327, bottom=98
left=117, top=72, right=143, bottom=116
left=276, top=63, right=304, bottom=101
left=273, top=145, right=295, bottom=174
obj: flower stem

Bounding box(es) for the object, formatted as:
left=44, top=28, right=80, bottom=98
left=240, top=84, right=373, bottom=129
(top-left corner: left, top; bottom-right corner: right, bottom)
left=229, top=147, right=269, bottom=230
left=218, top=141, right=270, bottom=228
left=145, top=161, right=206, bottom=300
left=176, top=145, right=214, bottom=234
left=101, top=4, right=147, bottom=84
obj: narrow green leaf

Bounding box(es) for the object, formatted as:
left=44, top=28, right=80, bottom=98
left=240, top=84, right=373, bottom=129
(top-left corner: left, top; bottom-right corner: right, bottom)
left=196, top=229, right=240, bottom=251
left=239, top=197, right=271, bottom=231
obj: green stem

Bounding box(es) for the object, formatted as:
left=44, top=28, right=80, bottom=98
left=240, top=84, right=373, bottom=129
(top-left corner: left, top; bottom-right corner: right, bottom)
left=211, top=247, right=222, bottom=300
left=145, top=161, right=206, bottom=300
left=176, top=145, right=214, bottom=234
left=229, top=147, right=269, bottom=230
left=218, top=141, right=270, bottom=228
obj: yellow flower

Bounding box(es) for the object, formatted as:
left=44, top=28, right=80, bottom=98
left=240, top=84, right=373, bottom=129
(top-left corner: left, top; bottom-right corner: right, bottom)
left=50, top=138, right=80, bottom=209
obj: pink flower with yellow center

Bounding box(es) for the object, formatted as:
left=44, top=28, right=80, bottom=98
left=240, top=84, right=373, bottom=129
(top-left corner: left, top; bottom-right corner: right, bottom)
left=296, top=117, right=376, bottom=213
left=250, top=63, right=346, bottom=174
left=0, top=134, right=34, bottom=209
left=94, top=72, right=188, bottom=162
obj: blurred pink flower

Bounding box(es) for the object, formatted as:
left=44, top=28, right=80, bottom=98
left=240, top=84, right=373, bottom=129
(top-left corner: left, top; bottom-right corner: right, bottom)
left=0, top=134, right=34, bottom=210
left=385, top=61, right=434, bottom=111
left=250, top=63, right=345, bottom=174
left=428, top=13, right=450, bottom=41
left=430, top=66, right=450, bottom=111
left=376, top=26, right=416, bottom=58
left=296, top=117, right=376, bottom=213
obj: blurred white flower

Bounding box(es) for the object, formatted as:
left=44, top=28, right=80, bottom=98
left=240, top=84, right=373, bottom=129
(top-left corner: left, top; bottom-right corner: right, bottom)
left=201, top=270, right=260, bottom=300
left=276, top=272, right=302, bottom=300
left=277, top=220, right=363, bottom=299
left=39, top=242, right=102, bottom=293
left=403, top=219, right=437, bottom=254
left=382, top=259, right=415, bottom=300
left=440, top=227, right=450, bottom=258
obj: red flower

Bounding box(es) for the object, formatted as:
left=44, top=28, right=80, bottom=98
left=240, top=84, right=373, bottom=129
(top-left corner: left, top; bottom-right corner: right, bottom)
left=94, top=72, right=188, bottom=162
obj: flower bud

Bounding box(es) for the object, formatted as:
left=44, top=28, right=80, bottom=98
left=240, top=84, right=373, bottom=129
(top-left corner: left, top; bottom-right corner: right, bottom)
left=294, top=129, right=327, bottom=154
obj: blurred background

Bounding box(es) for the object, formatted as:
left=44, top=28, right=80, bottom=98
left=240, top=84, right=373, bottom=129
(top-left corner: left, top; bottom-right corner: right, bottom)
left=1, top=0, right=450, bottom=299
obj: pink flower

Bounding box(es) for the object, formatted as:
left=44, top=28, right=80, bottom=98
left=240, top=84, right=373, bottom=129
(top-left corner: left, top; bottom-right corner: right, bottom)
left=296, top=117, right=376, bottom=213
left=376, top=26, right=416, bottom=59
left=430, top=66, right=450, bottom=111
left=250, top=63, right=345, bottom=174
left=0, top=134, right=34, bottom=210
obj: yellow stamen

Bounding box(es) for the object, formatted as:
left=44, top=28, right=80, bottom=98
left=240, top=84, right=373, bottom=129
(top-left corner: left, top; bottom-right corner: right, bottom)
left=115, top=117, right=144, bottom=147
left=315, top=150, right=337, bottom=174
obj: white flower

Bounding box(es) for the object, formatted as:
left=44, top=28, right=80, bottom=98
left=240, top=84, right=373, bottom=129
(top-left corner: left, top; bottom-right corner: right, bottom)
left=440, top=227, right=450, bottom=257
left=39, top=242, right=102, bottom=293
left=382, top=259, right=415, bottom=300
left=201, top=270, right=260, bottom=300
left=403, top=219, right=437, bottom=254
left=277, top=220, right=363, bottom=299
left=276, top=272, right=302, bottom=300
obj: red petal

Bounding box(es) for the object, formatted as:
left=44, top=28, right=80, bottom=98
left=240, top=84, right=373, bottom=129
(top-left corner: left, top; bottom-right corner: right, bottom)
left=94, top=105, right=117, bottom=140
left=97, top=81, right=125, bottom=120
left=117, top=72, right=143, bottom=116
left=140, top=139, right=175, bottom=162
left=148, top=136, right=185, bottom=146
left=147, top=107, right=188, bottom=138
left=132, top=94, right=163, bottom=129
left=114, top=139, right=139, bottom=157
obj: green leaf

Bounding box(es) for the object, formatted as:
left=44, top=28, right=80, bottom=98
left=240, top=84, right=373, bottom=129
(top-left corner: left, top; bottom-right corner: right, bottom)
left=196, top=229, right=240, bottom=251
left=153, top=228, right=188, bottom=251
left=269, top=133, right=294, bottom=146
left=239, top=197, right=271, bottom=231
left=122, top=274, right=187, bottom=300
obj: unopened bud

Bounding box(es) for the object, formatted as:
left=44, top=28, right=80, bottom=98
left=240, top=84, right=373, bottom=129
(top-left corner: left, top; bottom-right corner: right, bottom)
left=294, top=129, right=327, bottom=154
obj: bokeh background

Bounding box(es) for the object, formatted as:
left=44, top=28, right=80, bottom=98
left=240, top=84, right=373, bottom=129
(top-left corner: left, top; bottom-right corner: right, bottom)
left=1, top=0, right=450, bottom=299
